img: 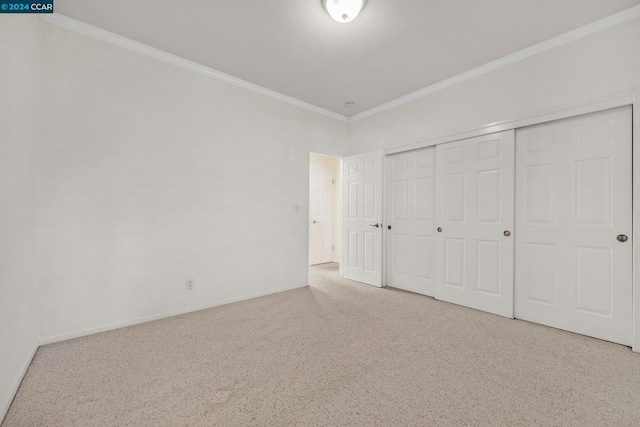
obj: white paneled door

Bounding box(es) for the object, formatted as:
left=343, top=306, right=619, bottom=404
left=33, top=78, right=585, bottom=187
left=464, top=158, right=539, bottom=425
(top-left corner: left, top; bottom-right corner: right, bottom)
left=515, top=106, right=632, bottom=346
left=386, top=147, right=436, bottom=296
left=434, top=131, right=515, bottom=318
left=309, top=168, right=334, bottom=265
left=343, top=150, right=384, bottom=286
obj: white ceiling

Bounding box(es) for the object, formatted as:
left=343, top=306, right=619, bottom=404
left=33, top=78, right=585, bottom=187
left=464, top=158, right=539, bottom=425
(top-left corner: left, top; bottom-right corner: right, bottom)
left=55, top=0, right=640, bottom=116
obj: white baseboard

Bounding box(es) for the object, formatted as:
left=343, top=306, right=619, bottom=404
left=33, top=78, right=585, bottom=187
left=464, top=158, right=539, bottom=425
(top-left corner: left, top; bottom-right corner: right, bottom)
left=39, top=284, right=308, bottom=346
left=1, top=345, right=38, bottom=424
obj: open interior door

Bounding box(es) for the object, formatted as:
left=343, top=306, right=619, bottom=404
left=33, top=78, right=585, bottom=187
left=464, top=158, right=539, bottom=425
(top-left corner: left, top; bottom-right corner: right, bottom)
left=342, top=150, right=384, bottom=287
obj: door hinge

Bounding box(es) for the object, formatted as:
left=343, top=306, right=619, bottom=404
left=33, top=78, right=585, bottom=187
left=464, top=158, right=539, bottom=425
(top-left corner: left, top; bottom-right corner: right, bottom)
left=332, top=179, right=335, bottom=184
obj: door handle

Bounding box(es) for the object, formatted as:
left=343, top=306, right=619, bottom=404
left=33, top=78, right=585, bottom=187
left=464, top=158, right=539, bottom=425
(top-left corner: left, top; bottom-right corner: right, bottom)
left=437, top=227, right=442, bottom=233
left=617, top=234, right=628, bottom=242
left=369, top=223, right=380, bottom=228
left=504, top=230, right=511, bottom=237
left=312, top=220, right=319, bottom=224
left=387, top=225, right=392, bottom=230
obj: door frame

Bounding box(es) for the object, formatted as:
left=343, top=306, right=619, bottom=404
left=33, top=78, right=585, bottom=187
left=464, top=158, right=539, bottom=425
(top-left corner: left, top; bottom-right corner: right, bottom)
left=309, top=166, right=336, bottom=266
left=307, top=153, right=343, bottom=283
left=380, top=88, right=640, bottom=352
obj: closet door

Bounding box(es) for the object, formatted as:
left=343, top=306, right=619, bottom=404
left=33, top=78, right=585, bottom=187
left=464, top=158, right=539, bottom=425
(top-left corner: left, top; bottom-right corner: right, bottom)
left=434, top=131, right=515, bottom=318
left=515, top=106, right=632, bottom=346
left=386, top=147, right=436, bottom=296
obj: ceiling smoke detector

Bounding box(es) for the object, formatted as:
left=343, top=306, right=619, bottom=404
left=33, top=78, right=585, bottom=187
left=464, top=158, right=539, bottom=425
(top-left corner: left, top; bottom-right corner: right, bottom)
left=322, top=0, right=368, bottom=24
left=344, top=101, right=355, bottom=107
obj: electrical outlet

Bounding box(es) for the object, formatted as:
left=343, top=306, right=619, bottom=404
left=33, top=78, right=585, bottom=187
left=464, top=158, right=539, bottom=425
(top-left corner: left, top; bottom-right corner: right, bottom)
left=186, top=279, right=194, bottom=290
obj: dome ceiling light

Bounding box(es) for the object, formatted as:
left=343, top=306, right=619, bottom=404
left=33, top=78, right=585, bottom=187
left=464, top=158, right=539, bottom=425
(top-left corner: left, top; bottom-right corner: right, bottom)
left=322, top=0, right=368, bottom=24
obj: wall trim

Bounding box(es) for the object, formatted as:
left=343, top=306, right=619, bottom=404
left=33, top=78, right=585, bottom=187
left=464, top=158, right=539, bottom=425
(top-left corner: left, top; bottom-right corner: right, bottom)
left=632, top=92, right=640, bottom=353
left=38, top=284, right=308, bottom=346
left=39, top=13, right=349, bottom=123
left=350, top=5, right=640, bottom=122
left=40, top=7, right=640, bottom=124
left=384, top=90, right=637, bottom=154
left=1, top=345, right=38, bottom=424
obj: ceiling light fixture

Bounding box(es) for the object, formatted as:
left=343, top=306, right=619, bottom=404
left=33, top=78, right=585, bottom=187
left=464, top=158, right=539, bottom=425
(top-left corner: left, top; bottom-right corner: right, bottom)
left=322, top=0, right=368, bottom=24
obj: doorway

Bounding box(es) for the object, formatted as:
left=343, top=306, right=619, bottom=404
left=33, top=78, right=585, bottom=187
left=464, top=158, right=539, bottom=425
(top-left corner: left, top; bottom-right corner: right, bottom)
left=309, top=153, right=341, bottom=268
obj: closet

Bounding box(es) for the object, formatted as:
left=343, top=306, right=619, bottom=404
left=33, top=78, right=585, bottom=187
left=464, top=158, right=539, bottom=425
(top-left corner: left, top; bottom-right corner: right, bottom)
left=382, top=105, right=633, bottom=346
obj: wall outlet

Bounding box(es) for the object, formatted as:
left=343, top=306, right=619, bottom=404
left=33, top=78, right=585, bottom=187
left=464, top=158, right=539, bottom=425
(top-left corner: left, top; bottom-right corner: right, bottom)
left=186, top=279, right=194, bottom=290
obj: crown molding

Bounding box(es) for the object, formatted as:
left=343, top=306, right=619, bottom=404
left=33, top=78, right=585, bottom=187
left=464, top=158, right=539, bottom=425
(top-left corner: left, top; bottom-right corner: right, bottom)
left=40, top=5, right=640, bottom=124
left=39, top=13, right=350, bottom=123
left=350, top=4, right=640, bottom=122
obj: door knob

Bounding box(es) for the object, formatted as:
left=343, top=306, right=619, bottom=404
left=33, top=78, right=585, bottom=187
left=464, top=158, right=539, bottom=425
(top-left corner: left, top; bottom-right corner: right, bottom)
left=504, top=230, right=511, bottom=237
left=617, top=234, right=628, bottom=242
left=369, top=223, right=380, bottom=228
left=387, top=225, right=392, bottom=230
left=437, top=227, right=442, bottom=232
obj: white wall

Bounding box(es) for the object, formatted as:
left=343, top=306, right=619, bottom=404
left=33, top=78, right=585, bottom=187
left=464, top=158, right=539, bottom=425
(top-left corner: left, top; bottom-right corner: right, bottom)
left=309, top=153, right=341, bottom=263
left=349, top=17, right=640, bottom=154
left=0, top=16, right=40, bottom=422
left=37, top=23, right=348, bottom=343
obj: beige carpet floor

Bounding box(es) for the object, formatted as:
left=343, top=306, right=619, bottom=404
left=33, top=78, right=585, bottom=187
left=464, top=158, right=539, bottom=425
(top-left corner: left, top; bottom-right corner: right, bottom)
left=4, top=263, right=640, bottom=426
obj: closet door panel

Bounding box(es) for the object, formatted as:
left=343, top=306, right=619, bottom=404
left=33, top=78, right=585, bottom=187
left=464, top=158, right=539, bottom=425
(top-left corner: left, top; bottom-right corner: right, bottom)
left=435, top=131, right=515, bottom=318
left=386, top=147, right=435, bottom=296
left=514, top=106, right=632, bottom=346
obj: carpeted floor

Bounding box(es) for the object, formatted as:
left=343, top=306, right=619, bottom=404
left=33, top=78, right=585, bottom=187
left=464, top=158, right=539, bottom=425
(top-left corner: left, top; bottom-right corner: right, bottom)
left=4, top=263, right=640, bottom=426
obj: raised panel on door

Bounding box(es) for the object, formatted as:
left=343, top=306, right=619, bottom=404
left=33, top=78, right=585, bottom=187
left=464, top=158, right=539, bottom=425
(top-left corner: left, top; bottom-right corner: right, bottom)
left=386, top=147, right=435, bottom=296
left=434, top=131, right=514, bottom=318
left=309, top=168, right=334, bottom=265
left=515, top=106, right=632, bottom=346
left=342, top=150, right=384, bottom=287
